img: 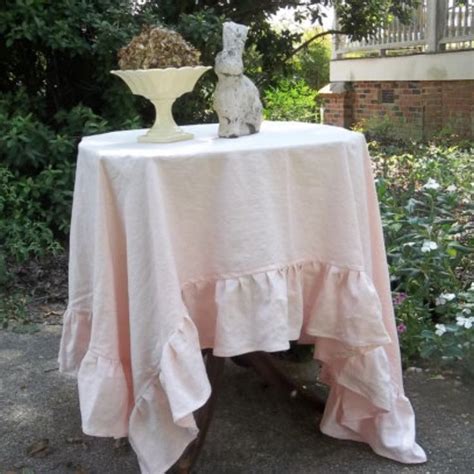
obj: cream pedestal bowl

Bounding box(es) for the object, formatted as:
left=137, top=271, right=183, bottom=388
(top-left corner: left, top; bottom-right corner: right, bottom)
left=111, top=66, right=211, bottom=143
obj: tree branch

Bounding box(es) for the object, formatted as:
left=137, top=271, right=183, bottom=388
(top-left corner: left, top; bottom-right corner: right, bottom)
left=287, top=28, right=342, bottom=60
left=228, top=1, right=312, bottom=22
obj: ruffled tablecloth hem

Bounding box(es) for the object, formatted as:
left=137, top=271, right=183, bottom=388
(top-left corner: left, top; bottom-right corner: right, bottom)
left=58, top=308, right=92, bottom=377
left=128, top=315, right=212, bottom=473
left=59, top=311, right=211, bottom=473
left=320, top=388, right=427, bottom=463
left=59, top=260, right=426, bottom=471
left=183, top=261, right=392, bottom=356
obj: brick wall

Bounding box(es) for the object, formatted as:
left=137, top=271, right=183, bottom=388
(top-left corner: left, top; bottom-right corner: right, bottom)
left=320, top=80, right=474, bottom=138
left=320, top=91, right=353, bottom=128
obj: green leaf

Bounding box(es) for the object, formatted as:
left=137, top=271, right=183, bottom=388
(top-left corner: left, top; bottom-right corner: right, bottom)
left=420, top=345, right=437, bottom=358
left=447, top=247, right=457, bottom=257
left=448, top=243, right=473, bottom=254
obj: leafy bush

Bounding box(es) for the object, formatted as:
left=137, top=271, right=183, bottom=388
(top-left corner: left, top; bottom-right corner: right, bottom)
left=354, top=116, right=423, bottom=143
left=371, top=140, right=474, bottom=371
left=0, top=99, right=113, bottom=169
left=263, top=78, right=318, bottom=122
left=261, top=30, right=329, bottom=124
left=0, top=100, right=118, bottom=281
left=0, top=164, right=72, bottom=261
left=293, top=31, right=331, bottom=91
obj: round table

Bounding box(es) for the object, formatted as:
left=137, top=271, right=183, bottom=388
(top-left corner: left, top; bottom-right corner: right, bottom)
left=58, top=122, right=426, bottom=473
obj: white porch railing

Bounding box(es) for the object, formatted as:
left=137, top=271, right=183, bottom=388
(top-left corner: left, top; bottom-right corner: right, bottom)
left=334, top=0, right=474, bottom=58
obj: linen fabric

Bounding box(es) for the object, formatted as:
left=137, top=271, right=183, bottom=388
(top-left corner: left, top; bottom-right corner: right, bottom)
left=58, top=122, right=427, bottom=473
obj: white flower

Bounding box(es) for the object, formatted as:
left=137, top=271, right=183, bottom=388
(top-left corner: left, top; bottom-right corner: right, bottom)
left=403, top=242, right=416, bottom=247
left=421, top=240, right=438, bottom=253
left=446, top=184, right=457, bottom=192
left=423, top=178, right=441, bottom=190
left=456, top=316, right=474, bottom=329
left=435, top=292, right=456, bottom=306
left=435, top=324, right=447, bottom=336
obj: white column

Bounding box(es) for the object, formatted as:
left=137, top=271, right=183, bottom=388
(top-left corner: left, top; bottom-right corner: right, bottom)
left=426, top=0, right=448, bottom=52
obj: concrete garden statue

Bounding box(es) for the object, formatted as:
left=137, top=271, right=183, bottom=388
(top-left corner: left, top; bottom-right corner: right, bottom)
left=112, top=26, right=210, bottom=143
left=213, top=22, right=263, bottom=138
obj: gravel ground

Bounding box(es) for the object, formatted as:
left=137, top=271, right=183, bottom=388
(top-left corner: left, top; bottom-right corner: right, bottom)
left=0, top=325, right=472, bottom=474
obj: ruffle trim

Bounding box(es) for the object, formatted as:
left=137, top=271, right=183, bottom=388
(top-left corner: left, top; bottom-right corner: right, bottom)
left=59, top=260, right=426, bottom=469
left=182, top=260, right=391, bottom=357
left=129, top=315, right=211, bottom=473
left=320, top=380, right=427, bottom=463
left=316, top=342, right=426, bottom=463
left=58, top=308, right=92, bottom=376
left=181, top=260, right=426, bottom=464
left=59, top=311, right=211, bottom=473
left=77, top=350, right=131, bottom=438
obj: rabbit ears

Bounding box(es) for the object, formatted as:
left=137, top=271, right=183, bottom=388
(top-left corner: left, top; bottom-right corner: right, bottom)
left=222, top=21, right=249, bottom=51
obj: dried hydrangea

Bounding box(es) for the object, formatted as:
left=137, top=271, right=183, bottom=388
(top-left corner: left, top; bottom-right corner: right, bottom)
left=118, top=26, right=201, bottom=70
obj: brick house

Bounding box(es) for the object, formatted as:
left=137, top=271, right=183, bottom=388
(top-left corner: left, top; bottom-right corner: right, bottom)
left=320, top=0, right=474, bottom=138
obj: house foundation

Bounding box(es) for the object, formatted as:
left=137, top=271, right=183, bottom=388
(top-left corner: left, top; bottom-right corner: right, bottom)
left=320, top=79, right=474, bottom=138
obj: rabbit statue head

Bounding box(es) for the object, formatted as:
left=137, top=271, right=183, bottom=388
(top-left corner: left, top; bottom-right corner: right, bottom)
left=212, top=22, right=263, bottom=138
left=214, top=22, right=248, bottom=76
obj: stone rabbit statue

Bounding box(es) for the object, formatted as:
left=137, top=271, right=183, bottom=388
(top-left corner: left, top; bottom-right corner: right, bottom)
left=213, top=22, right=263, bottom=138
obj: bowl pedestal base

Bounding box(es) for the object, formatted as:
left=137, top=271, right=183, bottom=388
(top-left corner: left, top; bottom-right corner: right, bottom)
left=138, top=98, right=193, bottom=143
left=138, top=129, right=193, bottom=143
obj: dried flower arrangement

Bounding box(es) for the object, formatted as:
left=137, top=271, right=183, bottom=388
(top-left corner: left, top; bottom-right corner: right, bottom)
left=118, top=26, right=201, bottom=70
left=112, top=25, right=210, bottom=142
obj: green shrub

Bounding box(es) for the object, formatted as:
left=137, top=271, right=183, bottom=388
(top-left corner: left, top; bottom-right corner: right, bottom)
left=0, top=164, right=69, bottom=261
left=354, top=115, right=423, bottom=143
left=0, top=98, right=118, bottom=275
left=263, top=78, right=318, bottom=122
left=293, top=31, right=331, bottom=91
left=0, top=85, right=146, bottom=268
left=0, top=91, right=132, bottom=168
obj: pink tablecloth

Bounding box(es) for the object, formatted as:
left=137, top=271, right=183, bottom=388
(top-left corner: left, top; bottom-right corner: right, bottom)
left=58, top=122, right=426, bottom=472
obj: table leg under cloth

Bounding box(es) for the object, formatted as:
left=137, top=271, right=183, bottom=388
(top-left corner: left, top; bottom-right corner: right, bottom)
left=172, top=350, right=224, bottom=474
left=172, top=350, right=326, bottom=474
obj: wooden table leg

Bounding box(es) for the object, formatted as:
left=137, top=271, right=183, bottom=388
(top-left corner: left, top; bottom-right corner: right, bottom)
left=232, top=351, right=326, bottom=411
left=172, top=351, right=225, bottom=474
left=170, top=350, right=325, bottom=473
